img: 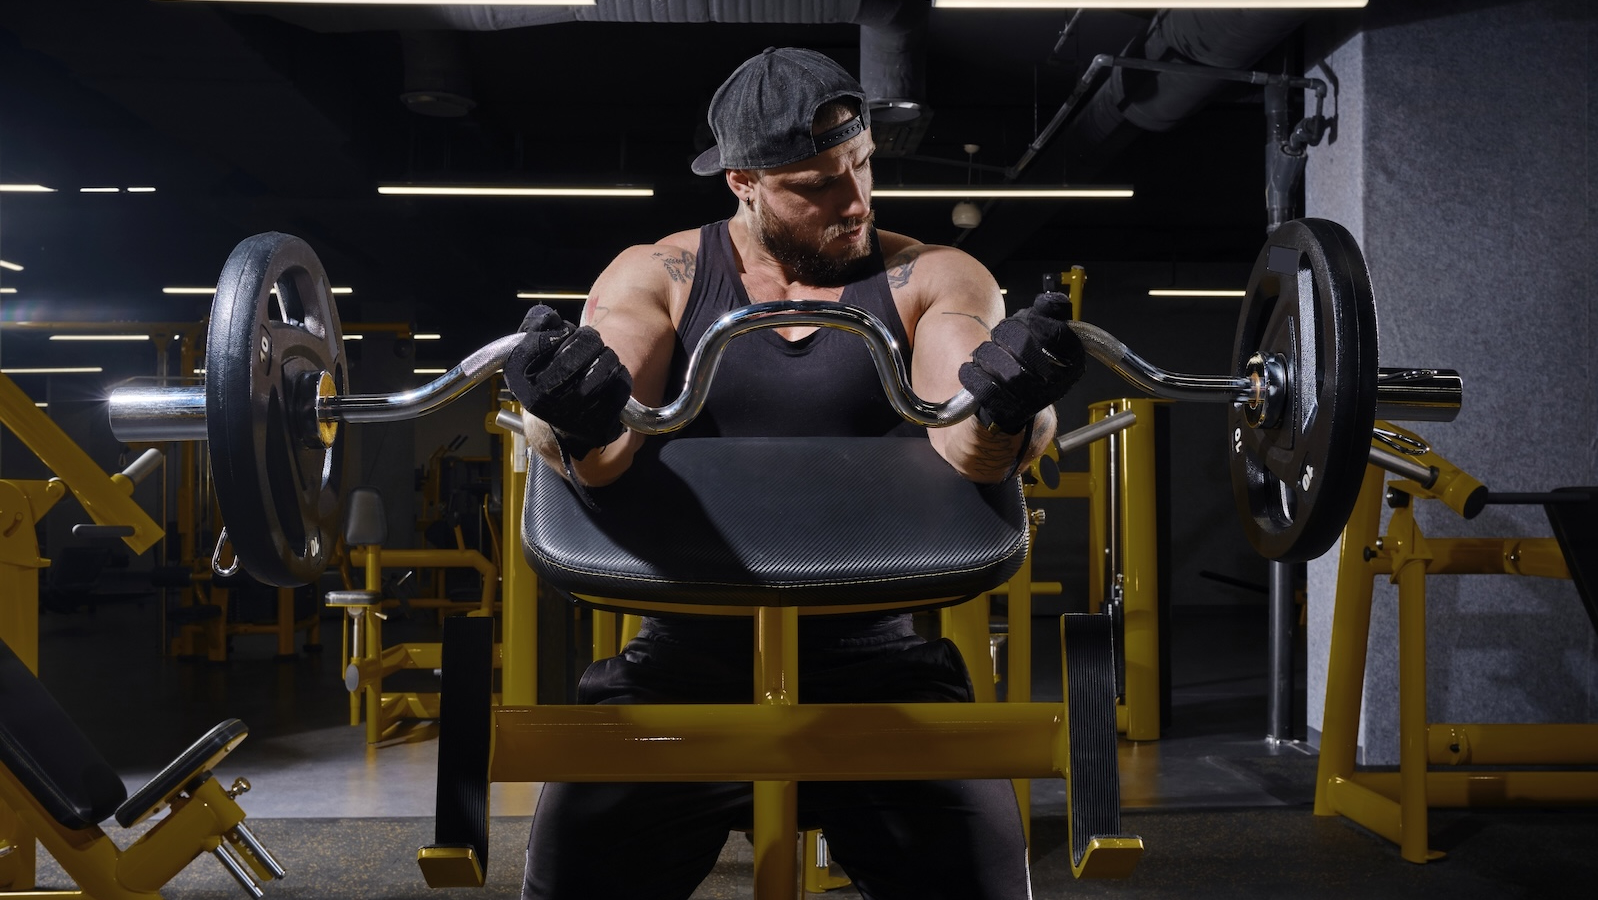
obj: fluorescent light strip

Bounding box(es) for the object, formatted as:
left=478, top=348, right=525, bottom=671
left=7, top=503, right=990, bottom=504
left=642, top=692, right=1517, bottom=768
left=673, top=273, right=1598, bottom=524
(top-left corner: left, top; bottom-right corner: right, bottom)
left=0, top=288, right=15, bottom=294
left=128, top=187, right=157, bottom=193
left=517, top=292, right=589, bottom=300
left=343, top=334, right=364, bottom=341
left=187, top=1, right=591, bottom=5
left=34, top=402, right=47, bottom=409
left=379, top=185, right=653, bottom=198
left=1, top=367, right=104, bottom=374
left=164, top=286, right=352, bottom=294
left=935, top=1, right=1366, bottom=8
left=49, top=335, right=152, bottom=342
left=874, top=187, right=1133, bottom=198
left=0, top=184, right=54, bottom=192
left=415, top=333, right=442, bottom=341
left=415, top=368, right=449, bottom=375
left=1148, top=289, right=1247, bottom=297
left=81, top=187, right=120, bottom=193
left=0, top=260, right=24, bottom=272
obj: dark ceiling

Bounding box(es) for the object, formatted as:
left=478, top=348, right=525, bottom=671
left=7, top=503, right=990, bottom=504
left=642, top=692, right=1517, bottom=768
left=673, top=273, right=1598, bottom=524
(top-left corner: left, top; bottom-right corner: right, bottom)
left=0, top=1, right=1328, bottom=370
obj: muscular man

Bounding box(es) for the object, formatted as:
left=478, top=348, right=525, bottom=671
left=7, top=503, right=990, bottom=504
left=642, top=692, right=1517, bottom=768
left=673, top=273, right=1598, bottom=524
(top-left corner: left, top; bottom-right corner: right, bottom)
left=508, top=47, right=1084, bottom=900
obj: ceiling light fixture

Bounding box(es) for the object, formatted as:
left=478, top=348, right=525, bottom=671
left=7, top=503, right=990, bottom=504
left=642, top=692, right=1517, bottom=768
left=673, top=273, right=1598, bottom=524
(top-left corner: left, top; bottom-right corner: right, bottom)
left=875, top=186, right=1133, bottom=198
left=379, top=185, right=653, bottom=198
left=1, top=367, right=104, bottom=375
left=415, top=367, right=449, bottom=375
left=49, top=335, right=152, bottom=341
left=128, top=186, right=157, bottom=193
left=415, top=333, right=442, bottom=341
left=81, top=187, right=120, bottom=193
left=517, top=292, right=589, bottom=301
left=343, top=334, right=364, bottom=341
left=0, top=260, right=23, bottom=272
left=184, top=1, right=592, bottom=5
left=0, top=289, right=16, bottom=295
left=1148, top=289, right=1247, bottom=297
left=164, top=285, right=353, bottom=294
left=0, top=184, right=54, bottom=193
left=934, top=1, right=1365, bottom=8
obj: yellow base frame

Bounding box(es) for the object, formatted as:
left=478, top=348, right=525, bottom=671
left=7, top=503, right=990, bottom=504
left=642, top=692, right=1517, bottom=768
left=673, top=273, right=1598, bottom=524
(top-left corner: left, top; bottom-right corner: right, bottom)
left=1315, top=426, right=1596, bottom=863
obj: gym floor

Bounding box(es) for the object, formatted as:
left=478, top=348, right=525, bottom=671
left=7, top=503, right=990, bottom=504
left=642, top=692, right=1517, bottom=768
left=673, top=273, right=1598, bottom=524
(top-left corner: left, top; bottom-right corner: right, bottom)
left=28, top=589, right=1598, bottom=899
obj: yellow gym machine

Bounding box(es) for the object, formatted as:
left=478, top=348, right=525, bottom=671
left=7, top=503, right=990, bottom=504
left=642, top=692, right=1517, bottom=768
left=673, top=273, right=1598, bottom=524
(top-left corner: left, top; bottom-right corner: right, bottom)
left=0, top=375, right=280, bottom=895
left=1314, top=422, right=1598, bottom=863
left=0, top=635, right=283, bottom=898
left=328, top=485, right=500, bottom=743
left=102, top=223, right=1465, bottom=895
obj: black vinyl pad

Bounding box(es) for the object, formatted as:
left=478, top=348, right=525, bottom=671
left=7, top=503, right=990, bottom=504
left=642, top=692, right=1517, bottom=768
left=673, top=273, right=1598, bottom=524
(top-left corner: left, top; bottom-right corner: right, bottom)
left=524, top=437, right=1029, bottom=608
left=0, top=637, right=126, bottom=830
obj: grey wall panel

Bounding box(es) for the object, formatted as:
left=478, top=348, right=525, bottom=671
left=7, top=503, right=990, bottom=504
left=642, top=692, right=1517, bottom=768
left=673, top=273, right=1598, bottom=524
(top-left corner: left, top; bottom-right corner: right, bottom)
left=1306, top=0, right=1597, bottom=763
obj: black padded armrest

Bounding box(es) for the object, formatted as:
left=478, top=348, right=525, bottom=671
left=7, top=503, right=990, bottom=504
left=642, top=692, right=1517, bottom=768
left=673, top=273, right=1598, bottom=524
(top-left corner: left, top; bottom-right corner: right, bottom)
left=0, top=638, right=127, bottom=830
left=116, top=718, right=248, bottom=827
left=523, top=437, right=1029, bottom=609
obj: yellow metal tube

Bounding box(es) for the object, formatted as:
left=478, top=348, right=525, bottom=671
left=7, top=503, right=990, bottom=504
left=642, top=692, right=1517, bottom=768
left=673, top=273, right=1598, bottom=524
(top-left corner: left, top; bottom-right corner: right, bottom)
left=1351, top=770, right=1598, bottom=806
left=489, top=703, right=1068, bottom=783
left=1395, top=555, right=1437, bottom=863
left=1427, top=723, right=1598, bottom=765
left=1119, top=399, right=1160, bottom=742
left=498, top=427, right=538, bottom=705
left=0, top=375, right=163, bottom=554
left=940, top=596, right=995, bottom=701
left=1313, top=463, right=1388, bottom=817
left=119, top=779, right=245, bottom=892
left=0, top=770, right=154, bottom=899
left=756, top=606, right=798, bottom=707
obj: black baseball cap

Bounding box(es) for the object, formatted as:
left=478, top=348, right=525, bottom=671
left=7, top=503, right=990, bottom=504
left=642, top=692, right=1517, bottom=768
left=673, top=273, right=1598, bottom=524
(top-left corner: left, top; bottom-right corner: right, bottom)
left=691, top=47, right=870, bottom=176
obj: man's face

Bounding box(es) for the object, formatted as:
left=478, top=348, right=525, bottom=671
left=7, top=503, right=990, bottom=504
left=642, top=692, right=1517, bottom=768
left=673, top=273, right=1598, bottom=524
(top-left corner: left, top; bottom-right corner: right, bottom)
left=749, top=134, right=876, bottom=287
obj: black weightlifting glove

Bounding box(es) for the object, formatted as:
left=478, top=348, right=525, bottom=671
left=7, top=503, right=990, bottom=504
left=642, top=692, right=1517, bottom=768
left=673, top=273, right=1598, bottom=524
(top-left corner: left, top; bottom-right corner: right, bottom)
left=958, top=292, right=1086, bottom=434
left=504, top=305, right=632, bottom=460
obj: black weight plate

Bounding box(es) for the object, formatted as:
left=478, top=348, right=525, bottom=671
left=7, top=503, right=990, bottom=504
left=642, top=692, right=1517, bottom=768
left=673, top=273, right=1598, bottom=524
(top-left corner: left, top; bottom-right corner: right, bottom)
left=1228, top=219, right=1378, bottom=561
left=207, top=233, right=347, bottom=586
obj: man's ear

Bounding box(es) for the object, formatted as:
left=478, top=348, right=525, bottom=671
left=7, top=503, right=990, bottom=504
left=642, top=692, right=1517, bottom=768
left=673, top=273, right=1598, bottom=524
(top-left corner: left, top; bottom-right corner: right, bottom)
left=725, top=168, right=757, bottom=205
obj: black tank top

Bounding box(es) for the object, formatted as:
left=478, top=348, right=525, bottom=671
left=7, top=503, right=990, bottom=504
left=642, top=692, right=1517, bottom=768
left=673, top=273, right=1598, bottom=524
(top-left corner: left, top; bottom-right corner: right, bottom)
left=640, top=219, right=921, bottom=651
left=666, top=218, right=914, bottom=439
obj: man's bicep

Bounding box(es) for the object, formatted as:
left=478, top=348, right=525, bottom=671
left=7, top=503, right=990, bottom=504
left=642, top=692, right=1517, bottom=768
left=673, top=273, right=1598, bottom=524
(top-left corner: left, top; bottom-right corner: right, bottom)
left=910, top=252, right=1006, bottom=396
left=582, top=245, right=681, bottom=407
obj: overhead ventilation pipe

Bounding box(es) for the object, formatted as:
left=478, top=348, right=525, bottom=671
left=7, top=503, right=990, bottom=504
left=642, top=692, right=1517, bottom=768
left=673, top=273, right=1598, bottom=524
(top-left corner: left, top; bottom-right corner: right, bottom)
left=258, top=1, right=930, bottom=143
left=1057, top=10, right=1309, bottom=174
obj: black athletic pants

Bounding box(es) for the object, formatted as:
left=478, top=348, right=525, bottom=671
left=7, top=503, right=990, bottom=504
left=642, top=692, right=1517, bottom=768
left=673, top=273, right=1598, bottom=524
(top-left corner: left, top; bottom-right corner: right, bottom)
left=521, top=629, right=1032, bottom=900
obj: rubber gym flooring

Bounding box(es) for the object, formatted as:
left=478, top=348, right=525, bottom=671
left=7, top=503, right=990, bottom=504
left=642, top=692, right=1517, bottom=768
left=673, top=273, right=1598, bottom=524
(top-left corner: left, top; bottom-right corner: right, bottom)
left=27, top=592, right=1598, bottom=899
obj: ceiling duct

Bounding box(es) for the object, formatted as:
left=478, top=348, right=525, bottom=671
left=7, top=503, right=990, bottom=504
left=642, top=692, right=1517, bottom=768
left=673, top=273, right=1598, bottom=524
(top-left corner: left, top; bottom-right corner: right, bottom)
left=958, top=9, right=1309, bottom=263
left=399, top=30, right=476, bottom=117
left=1063, top=9, right=1308, bottom=172
left=258, top=0, right=932, bottom=152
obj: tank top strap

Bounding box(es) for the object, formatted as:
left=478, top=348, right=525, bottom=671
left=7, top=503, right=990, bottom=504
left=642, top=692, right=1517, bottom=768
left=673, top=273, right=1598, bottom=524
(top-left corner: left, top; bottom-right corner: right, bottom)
left=678, top=219, right=745, bottom=351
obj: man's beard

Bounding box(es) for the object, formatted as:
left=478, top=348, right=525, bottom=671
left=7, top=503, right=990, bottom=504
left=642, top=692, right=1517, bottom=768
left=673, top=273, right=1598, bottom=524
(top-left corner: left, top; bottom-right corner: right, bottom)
left=755, top=203, right=876, bottom=287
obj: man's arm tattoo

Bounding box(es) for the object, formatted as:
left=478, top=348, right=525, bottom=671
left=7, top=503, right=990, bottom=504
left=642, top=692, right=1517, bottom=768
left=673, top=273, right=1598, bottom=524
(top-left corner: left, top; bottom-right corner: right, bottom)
left=884, top=248, right=923, bottom=289
left=652, top=249, right=696, bottom=284
left=942, top=310, right=992, bottom=333
left=583, top=293, right=611, bottom=325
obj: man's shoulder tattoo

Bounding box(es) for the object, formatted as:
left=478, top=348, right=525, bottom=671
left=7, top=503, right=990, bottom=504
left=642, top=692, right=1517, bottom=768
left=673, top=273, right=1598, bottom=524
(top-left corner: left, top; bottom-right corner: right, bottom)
left=652, top=249, right=696, bottom=284
left=884, top=247, right=924, bottom=290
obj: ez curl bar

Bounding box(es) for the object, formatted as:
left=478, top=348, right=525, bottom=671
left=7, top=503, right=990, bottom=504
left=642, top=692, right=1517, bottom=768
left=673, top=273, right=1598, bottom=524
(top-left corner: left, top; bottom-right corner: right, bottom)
left=108, top=218, right=1461, bottom=586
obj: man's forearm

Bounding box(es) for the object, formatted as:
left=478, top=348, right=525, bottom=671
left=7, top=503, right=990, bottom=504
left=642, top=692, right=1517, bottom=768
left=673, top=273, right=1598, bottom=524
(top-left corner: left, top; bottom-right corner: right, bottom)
left=935, top=404, right=1058, bottom=483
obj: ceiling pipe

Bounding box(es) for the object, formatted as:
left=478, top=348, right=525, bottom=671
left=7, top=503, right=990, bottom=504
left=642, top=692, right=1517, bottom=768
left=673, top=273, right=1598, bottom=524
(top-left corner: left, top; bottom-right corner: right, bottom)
left=255, top=1, right=929, bottom=139
left=956, top=9, right=1309, bottom=255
